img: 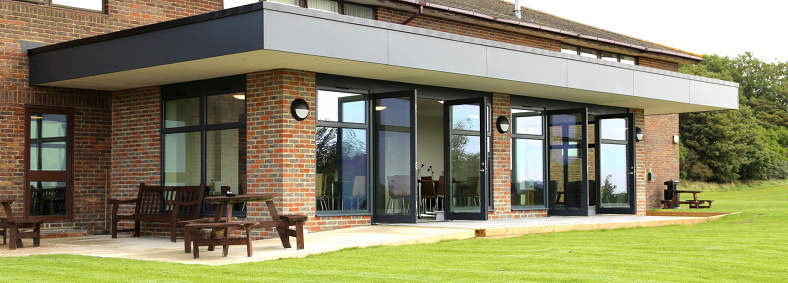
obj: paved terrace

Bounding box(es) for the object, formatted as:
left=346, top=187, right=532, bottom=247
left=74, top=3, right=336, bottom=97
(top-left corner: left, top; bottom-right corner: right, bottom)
left=0, top=212, right=727, bottom=265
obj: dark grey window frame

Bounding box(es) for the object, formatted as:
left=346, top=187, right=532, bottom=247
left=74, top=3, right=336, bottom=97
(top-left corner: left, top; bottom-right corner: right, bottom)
left=315, top=86, right=373, bottom=217
left=561, top=43, right=638, bottom=65
left=510, top=107, right=549, bottom=211
left=161, top=75, right=247, bottom=217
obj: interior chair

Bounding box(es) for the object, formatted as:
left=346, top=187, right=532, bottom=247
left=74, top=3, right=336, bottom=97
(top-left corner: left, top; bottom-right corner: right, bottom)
left=436, top=176, right=445, bottom=211
left=349, top=176, right=366, bottom=210
left=386, top=175, right=410, bottom=214
left=315, top=173, right=327, bottom=211
left=467, top=176, right=480, bottom=206
left=420, top=176, right=437, bottom=214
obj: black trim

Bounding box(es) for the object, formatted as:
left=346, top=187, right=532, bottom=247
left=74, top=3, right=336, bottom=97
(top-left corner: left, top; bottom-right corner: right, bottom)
left=595, top=113, right=637, bottom=215
left=444, top=97, right=489, bottom=221
left=546, top=108, right=589, bottom=216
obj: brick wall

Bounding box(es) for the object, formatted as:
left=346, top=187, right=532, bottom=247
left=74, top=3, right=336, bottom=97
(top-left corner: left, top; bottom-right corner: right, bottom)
left=377, top=7, right=561, bottom=52
left=0, top=0, right=222, bottom=232
left=639, top=57, right=680, bottom=72
left=643, top=114, right=679, bottom=208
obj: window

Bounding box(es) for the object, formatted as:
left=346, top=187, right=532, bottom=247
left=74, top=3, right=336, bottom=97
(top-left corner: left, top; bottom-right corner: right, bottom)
left=26, top=107, right=74, bottom=221
left=19, top=0, right=105, bottom=12
left=561, top=43, right=637, bottom=65
left=511, top=109, right=546, bottom=209
left=316, top=89, right=368, bottom=214
left=162, top=75, right=247, bottom=216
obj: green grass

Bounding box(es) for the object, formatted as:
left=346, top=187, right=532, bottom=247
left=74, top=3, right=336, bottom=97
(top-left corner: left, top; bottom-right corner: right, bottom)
left=2, top=185, right=787, bottom=282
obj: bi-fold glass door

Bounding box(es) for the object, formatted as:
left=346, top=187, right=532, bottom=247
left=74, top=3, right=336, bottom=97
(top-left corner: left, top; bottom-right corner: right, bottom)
left=595, top=113, right=636, bottom=214
left=444, top=98, right=488, bottom=220
left=372, top=90, right=418, bottom=223
left=547, top=108, right=589, bottom=216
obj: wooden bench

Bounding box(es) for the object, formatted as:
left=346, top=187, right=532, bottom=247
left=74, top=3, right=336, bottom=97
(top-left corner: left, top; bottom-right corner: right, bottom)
left=1, top=198, right=44, bottom=250
left=691, top=200, right=714, bottom=209
left=108, top=183, right=205, bottom=242
left=180, top=217, right=236, bottom=253
left=277, top=214, right=308, bottom=250
left=185, top=221, right=257, bottom=258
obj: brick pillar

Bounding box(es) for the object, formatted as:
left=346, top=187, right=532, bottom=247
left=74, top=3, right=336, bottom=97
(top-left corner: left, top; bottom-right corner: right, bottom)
left=644, top=114, right=680, bottom=208
left=490, top=93, right=511, bottom=219
left=631, top=109, right=647, bottom=215
left=246, top=69, right=316, bottom=238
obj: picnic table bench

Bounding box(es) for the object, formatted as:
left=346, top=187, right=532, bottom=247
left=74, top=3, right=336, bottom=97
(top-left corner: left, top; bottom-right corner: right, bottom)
left=183, top=194, right=307, bottom=258
left=1, top=198, right=43, bottom=250
left=108, top=183, right=205, bottom=242
left=661, top=190, right=714, bottom=209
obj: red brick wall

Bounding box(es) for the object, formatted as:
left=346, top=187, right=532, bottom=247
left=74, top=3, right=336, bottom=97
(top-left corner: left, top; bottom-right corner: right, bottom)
left=639, top=57, right=680, bottom=72
left=0, top=0, right=222, bottom=233
left=377, top=7, right=561, bottom=52
left=643, top=114, right=679, bottom=208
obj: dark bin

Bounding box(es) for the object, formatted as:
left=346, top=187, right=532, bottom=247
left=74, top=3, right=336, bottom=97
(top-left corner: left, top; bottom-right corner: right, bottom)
left=664, top=180, right=680, bottom=209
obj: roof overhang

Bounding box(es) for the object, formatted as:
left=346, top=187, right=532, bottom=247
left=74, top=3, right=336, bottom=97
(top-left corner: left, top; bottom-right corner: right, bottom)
left=28, top=2, right=738, bottom=115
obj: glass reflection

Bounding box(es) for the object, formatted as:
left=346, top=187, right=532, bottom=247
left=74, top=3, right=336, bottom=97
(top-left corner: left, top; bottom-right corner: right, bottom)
left=165, top=97, right=200, bottom=128
left=164, top=132, right=201, bottom=186
left=317, top=90, right=365, bottom=123
left=207, top=93, right=245, bottom=125
left=375, top=97, right=411, bottom=215
left=548, top=113, right=584, bottom=210
left=451, top=104, right=480, bottom=132
left=600, top=144, right=629, bottom=208
left=316, top=127, right=368, bottom=211
left=601, top=118, right=627, bottom=141
left=512, top=110, right=542, bottom=135
left=29, top=182, right=67, bottom=216
left=512, top=139, right=544, bottom=207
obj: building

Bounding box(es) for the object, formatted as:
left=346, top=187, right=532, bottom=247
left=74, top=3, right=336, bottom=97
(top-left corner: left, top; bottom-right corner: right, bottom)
left=1, top=0, right=738, bottom=238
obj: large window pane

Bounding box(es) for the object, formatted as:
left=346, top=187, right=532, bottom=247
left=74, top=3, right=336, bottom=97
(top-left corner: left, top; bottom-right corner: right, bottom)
left=29, top=182, right=67, bottom=216
left=344, top=3, right=374, bottom=19
left=512, top=110, right=542, bottom=135
left=165, top=97, right=200, bottom=128
left=207, top=92, right=245, bottom=124
left=41, top=114, right=67, bottom=138
left=600, top=144, right=629, bottom=208
left=601, top=118, right=627, bottom=141
left=307, top=0, right=339, bottom=13
left=451, top=105, right=481, bottom=132
left=317, top=90, right=365, bottom=123
left=512, top=139, right=544, bottom=207
left=317, top=127, right=368, bottom=211
left=206, top=129, right=246, bottom=196
left=52, top=0, right=103, bottom=11
left=164, top=132, right=202, bottom=186
left=40, top=142, right=67, bottom=171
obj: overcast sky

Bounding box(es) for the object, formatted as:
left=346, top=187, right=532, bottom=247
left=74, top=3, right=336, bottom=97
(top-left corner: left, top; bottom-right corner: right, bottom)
left=522, top=1, right=786, bottom=63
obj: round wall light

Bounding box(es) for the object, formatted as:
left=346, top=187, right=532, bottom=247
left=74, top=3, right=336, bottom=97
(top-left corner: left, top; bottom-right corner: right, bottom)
left=635, top=127, right=644, bottom=142
left=496, top=116, right=510, bottom=133
left=291, top=98, right=310, bottom=121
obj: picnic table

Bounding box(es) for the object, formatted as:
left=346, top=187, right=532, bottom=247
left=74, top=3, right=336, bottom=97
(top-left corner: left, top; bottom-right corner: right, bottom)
left=1, top=198, right=43, bottom=250
left=661, top=190, right=714, bottom=209
left=184, top=194, right=306, bottom=258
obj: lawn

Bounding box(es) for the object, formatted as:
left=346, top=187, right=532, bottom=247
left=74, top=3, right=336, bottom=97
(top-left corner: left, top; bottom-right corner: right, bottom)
left=2, top=186, right=787, bottom=282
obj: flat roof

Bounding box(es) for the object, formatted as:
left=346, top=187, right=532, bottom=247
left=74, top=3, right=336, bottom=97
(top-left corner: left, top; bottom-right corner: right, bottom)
left=28, top=2, right=738, bottom=115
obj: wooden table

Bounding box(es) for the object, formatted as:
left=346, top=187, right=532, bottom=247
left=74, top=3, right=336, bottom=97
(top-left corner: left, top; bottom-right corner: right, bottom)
left=1, top=198, right=43, bottom=250
left=663, top=190, right=714, bottom=209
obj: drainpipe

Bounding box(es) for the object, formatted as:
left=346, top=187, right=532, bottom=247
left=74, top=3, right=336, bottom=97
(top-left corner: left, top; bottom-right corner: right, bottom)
left=401, top=1, right=425, bottom=25
left=514, top=0, right=522, bottom=19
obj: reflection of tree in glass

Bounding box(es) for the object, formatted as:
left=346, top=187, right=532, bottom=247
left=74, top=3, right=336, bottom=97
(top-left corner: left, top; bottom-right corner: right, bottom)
left=451, top=118, right=480, bottom=181
left=316, top=127, right=366, bottom=186
left=316, top=127, right=338, bottom=179
left=601, top=174, right=618, bottom=202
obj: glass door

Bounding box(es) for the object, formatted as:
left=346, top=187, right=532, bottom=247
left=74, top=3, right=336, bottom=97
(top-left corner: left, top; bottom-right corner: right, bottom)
left=444, top=98, right=488, bottom=220
left=25, top=107, right=74, bottom=222
left=372, top=90, right=418, bottom=223
left=595, top=113, right=636, bottom=214
left=547, top=108, right=588, bottom=216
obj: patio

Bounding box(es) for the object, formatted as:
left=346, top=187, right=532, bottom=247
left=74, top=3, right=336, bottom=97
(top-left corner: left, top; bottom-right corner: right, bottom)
left=0, top=213, right=728, bottom=265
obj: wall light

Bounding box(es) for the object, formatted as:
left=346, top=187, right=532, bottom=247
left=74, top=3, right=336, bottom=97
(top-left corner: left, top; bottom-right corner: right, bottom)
left=290, top=98, right=310, bottom=121
left=496, top=116, right=510, bottom=133
left=635, top=127, right=644, bottom=142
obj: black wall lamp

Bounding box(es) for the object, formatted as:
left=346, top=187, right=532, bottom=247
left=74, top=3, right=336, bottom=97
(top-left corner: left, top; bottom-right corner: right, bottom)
left=496, top=116, right=510, bottom=133
left=291, top=98, right=310, bottom=121
left=635, top=127, right=644, bottom=142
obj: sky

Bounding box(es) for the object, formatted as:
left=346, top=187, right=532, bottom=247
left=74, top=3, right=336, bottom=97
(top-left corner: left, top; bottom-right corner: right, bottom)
left=522, top=0, right=787, bottom=63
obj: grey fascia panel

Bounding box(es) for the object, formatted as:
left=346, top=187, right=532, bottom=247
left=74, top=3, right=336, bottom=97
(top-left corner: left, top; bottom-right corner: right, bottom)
left=486, top=47, right=568, bottom=87
left=29, top=10, right=265, bottom=85
left=263, top=9, right=388, bottom=64
left=387, top=30, right=488, bottom=77
left=633, top=72, right=691, bottom=103
left=689, top=80, right=740, bottom=109
left=567, top=60, right=634, bottom=95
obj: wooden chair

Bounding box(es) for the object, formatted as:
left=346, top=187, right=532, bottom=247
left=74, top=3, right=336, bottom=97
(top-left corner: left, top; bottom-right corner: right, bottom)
left=1, top=198, right=43, bottom=250
left=108, top=183, right=205, bottom=242
left=420, top=176, right=437, bottom=213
